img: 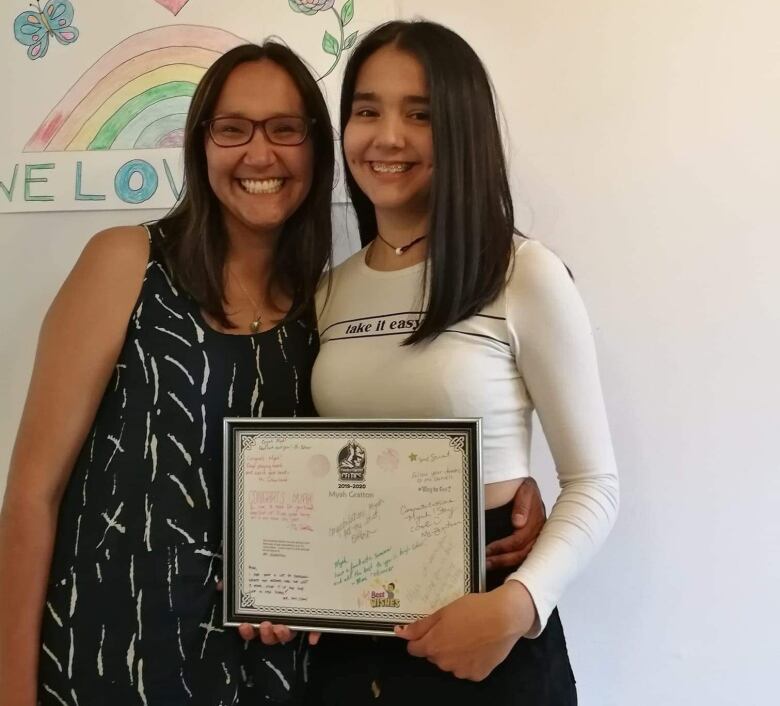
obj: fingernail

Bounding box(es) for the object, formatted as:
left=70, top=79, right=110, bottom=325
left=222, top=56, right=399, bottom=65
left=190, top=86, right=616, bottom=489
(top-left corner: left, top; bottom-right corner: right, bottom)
left=512, top=514, right=525, bottom=523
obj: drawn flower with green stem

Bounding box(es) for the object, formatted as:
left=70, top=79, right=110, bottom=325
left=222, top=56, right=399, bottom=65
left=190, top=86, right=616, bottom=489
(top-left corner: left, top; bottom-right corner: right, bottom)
left=288, top=0, right=358, bottom=80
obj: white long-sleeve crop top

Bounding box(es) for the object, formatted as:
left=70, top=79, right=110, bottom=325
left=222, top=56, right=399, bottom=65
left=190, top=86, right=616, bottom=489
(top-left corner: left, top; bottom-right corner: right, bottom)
left=311, top=237, right=619, bottom=633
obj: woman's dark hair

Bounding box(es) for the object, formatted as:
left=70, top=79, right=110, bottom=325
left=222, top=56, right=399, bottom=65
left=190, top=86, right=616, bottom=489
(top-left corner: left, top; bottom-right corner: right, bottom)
left=340, top=21, right=518, bottom=344
left=158, top=43, right=333, bottom=327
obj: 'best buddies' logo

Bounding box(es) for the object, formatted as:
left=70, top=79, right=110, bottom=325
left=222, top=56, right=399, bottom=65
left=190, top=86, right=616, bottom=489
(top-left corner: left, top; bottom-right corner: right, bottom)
left=337, top=440, right=366, bottom=483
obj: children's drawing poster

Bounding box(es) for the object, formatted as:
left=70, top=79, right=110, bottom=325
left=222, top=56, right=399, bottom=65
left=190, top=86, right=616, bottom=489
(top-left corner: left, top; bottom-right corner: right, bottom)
left=1, top=1, right=394, bottom=213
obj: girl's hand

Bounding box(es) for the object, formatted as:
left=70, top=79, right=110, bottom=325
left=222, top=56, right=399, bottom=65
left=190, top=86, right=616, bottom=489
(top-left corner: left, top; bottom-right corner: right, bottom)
left=395, top=581, right=537, bottom=681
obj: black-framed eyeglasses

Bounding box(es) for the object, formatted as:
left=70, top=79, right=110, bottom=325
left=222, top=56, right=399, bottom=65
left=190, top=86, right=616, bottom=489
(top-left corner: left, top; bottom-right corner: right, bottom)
left=203, top=115, right=315, bottom=147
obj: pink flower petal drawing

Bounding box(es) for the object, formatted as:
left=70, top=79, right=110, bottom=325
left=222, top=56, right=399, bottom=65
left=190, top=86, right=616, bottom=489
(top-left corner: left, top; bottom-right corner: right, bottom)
left=154, top=0, right=190, bottom=15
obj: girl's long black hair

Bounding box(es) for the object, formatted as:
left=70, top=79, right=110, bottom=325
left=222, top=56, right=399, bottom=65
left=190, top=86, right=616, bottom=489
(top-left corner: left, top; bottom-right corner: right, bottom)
left=340, top=21, right=517, bottom=344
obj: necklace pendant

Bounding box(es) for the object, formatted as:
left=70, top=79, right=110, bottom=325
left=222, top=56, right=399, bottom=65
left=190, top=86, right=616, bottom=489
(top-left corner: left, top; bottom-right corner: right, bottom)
left=395, top=246, right=404, bottom=255
left=250, top=318, right=261, bottom=333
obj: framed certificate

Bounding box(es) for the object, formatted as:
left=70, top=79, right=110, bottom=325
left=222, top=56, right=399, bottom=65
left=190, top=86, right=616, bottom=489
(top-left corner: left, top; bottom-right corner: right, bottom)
left=223, top=418, right=484, bottom=635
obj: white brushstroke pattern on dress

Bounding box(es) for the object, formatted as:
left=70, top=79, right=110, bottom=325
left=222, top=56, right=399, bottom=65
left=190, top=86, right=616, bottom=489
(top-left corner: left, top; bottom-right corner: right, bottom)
left=136, top=589, right=143, bottom=640
left=187, top=312, right=205, bottom=343
left=97, top=502, right=126, bottom=547
left=74, top=514, right=82, bottom=557
left=199, top=604, right=224, bottom=658
left=150, top=434, right=158, bottom=481
left=144, top=495, right=152, bottom=551
left=255, top=344, right=264, bottom=385
left=168, top=391, right=195, bottom=422
left=134, top=339, right=149, bottom=383
left=263, top=658, right=291, bottom=690
left=277, top=329, right=289, bottom=362
left=151, top=356, right=159, bottom=405
left=69, top=569, right=77, bottom=617
left=97, top=625, right=105, bottom=676
left=167, top=547, right=173, bottom=610
left=42, top=642, right=63, bottom=672
left=42, top=684, right=68, bottom=706
left=130, top=554, right=135, bottom=597
left=200, top=404, right=206, bottom=453
left=250, top=378, right=260, bottom=416
left=180, top=668, right=193, bottom=697
left=155, top=326, right=192, bottom=348
left=68, top=627, right=74, bottom=678
left=167, top=518, right=195, bottom=544
left=103, top=423, right=126, bottom=474
left=137, top=657, right=149, bottom=706
left=144, top=412, right=150, bottom=459
left=169, top=473, right=195, bottom=507
left=126, top=633, right=136, bottom=686
left=198, top=467, right=211, bottom=509
left=177, top=617, right=186, bottom=661
left=46, top=601, right=63, bottom=627
left=167, top=433, right=192, bottom=465
left=227, top=363, right=236, bottom=407
left=164, top=354, right=194, bottom=384
left=201, top=351, right=210, bottom=396
left=114, top=362, right=126, bottom=391
left=155, top=293, right=184, bottom=319
left=155, top=261, right=179, bottom=296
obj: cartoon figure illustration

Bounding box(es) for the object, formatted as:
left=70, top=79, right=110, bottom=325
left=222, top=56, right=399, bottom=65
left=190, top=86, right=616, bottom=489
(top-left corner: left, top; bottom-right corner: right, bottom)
left=13, top=0, right=79, bottom=61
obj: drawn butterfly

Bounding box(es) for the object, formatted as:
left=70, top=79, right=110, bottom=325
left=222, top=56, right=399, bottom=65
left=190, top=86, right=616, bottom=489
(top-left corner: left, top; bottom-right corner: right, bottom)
left=13, top=0, right=79, bottom=61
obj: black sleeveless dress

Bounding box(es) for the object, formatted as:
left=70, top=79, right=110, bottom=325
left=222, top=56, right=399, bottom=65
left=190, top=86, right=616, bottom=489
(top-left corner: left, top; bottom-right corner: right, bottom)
left=38, top=224, right=317, bottom=705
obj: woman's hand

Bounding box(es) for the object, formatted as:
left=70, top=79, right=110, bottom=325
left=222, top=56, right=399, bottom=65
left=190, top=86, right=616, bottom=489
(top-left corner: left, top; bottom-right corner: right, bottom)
left=215, top=581, right=320, bottom=646
left=237, top=623, right=321, bottom=645
left=485, top=477, right=546, bottom=570
left=395, top=581, right=537, bottom=681
left=237, top=622, right=298, bottom=645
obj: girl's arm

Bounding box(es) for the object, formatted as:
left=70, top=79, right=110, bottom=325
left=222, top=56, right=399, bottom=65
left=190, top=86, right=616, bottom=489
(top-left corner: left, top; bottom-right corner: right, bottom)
left=397, top=240, right=619, bottom=680
left=0, top=227, right=149, bottom=704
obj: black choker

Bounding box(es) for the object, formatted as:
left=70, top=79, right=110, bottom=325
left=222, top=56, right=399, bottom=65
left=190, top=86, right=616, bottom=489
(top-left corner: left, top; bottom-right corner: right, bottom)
left=376, top=232, right=427, bottom=255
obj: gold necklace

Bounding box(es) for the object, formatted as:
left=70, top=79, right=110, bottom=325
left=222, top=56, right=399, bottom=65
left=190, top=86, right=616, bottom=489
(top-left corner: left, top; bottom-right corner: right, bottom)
left=231, top=269, right=263, bottom=333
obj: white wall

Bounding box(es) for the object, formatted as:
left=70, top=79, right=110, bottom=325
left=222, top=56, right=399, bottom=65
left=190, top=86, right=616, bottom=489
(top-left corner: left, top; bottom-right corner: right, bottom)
left=3, top=2, right=779, bottom=704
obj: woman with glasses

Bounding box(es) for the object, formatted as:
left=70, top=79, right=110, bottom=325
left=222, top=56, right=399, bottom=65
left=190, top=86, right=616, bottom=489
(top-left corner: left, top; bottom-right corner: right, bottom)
left=0, top=38, right=545, bottom=704
left=0, top=43, right=334, bottom=704
left=302, top=21, right=619, bottom=704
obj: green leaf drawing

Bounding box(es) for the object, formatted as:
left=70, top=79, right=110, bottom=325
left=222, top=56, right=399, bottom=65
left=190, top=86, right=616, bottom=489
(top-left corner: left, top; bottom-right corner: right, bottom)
left=322, top=30, right=340, bottom=56
left=343, top=31, right=358, bottom=50
left=341, top=0, right=355, bottom=26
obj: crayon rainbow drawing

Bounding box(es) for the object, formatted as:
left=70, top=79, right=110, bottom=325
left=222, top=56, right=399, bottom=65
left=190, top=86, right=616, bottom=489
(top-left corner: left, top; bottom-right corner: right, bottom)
left=23, top=25, right=245, bottom=152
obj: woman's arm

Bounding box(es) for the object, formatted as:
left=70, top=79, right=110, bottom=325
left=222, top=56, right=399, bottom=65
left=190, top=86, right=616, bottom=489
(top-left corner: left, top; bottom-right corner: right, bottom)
left=0, top=227, right=149, bottom=704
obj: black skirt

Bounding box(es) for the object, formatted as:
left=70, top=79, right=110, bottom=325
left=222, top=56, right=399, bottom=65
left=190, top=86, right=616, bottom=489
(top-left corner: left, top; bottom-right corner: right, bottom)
left=304, top=500, right=577, bottom=705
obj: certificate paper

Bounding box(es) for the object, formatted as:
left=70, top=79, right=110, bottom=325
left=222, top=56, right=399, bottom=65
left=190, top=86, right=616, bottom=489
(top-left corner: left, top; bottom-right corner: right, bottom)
left=223, top=419, right=484, bottom=635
